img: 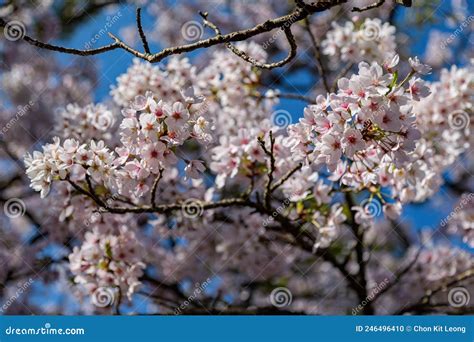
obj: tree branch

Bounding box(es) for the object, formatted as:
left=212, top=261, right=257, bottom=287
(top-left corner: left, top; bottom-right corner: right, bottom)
left=136, top=8, right=151, bottom=54
left=396, top=268, right=474, bottom=314
left=258, top=131, right=276, bottom=209
left=0, top=16, right=121, bottom=56
left=271, top=163, right=303, bottom=192
left=352, top=0, right=385, bottom=12
left=151, top=168, right=164, bottom=208
left=200, top=11, right=297, bottom=70
left=0, top=1, right=348, bottom=66
left=252, top=91, right=315, bottom=104
left=304, top=17, right=330, bottom=92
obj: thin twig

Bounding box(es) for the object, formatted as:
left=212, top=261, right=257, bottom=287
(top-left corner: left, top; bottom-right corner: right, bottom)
left=352, top=0, right=385, bottom=12
left=345, top=192, right=373, bottom=314
left=1, top=1, right=348, bottom=66
left=304, top=17, right=330, bottom=93
left=108, top=32, right=148, bottom=59
left=0, top=16, right=122, bottom=56
left=136, top=8, right=151, bottom=54
left=200, top=11, right=297, bottom=70
left=270, top=163, right=303, bottom=192
left=257, top=131, right=276, bottom=209
left=151, top=168, right=164, bottom=208
left=252, top=92, right=315, bottom=104
left=331, top=63, right=354, bottom=92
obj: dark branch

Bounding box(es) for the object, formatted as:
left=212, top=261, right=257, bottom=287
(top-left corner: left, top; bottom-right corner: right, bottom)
left=304, top=17, right=330, bottom=92
left=136, top=8, right=151, bottom=54
left=200, top=11, right=297, bottom=70
left=151, top=168, right=164, bottom=208
left=0, top=1, right=348, bottom=66
left=396, top=268, right=474, bottom=314
left=352, top=0, right=385, bottom=12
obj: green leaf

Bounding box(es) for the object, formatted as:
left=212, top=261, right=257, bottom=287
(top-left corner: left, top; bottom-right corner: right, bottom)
left=105, top=242, right=113, bottom=259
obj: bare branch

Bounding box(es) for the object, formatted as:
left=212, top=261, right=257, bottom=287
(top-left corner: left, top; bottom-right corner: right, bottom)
left=304, top=17, right=330, bottom=92
left=227, top=26, right=297, bottom=69
left=331, top=63, right=354, bottom=92
left=270, top=163, right=303, bottom=192
left=345, top=192, right=373, bottom=314
left=258, top=131, right=276, bottom=209
left=0, top=19, right=121, bottom=56
left=352, top=0, right=385, bottom=12
left=1, top=1, right=348, bottom=65
left=252, top=91, right=315, bottom=104
left=136, top=8, right=151, bottom=54
left=151, top=168, right=164, bottom=208
left=108, top=32, right=149, bottom=59
left=200, top=11, right=297, bottom=70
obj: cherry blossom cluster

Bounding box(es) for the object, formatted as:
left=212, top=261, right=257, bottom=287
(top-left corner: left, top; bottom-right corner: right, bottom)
left=412, top=62, right=473, bottom=192
left=276, top=165, right=347, bottom=250
left=55, top=103, right=116, bottom=141
left=110, top=57, right=195, bottom=107
left=210, top=125, right=347, bottom=250
left=210, top=121, right=293, bottom=189
left=0, top=49, right=95, bottom=152
left=68, top=226, right=145, bottom=304
left=286, top=57, right=433, bottom=219
left=24, top=90, right=213, bottom=200
left=322, top=17, right=396, bottom=64
left=195, top=42, right=278, bottom=134
left=115, top=91, right=213, bottom=196
left=24, top=137, right=114, bottom=198
left=213, top=209, right=292, bottom=280
left=111, top=42, right=277, bottom=135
